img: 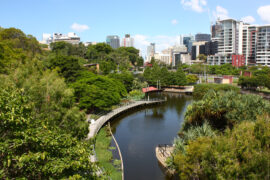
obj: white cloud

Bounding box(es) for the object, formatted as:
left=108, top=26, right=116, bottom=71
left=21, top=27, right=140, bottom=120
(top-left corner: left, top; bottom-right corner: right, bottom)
left=171, top=19, right=179, bottom=25
left=241, top=16, right=256, bottom=24
left=181, top=0, right=207, bottom=13
left=70, top=23, right=89, bottom=32
left=133, top=34, right=178, bottom=57
left=257, top=5, right=270, bottom=24
left=213, top=6, right=229, bottom=20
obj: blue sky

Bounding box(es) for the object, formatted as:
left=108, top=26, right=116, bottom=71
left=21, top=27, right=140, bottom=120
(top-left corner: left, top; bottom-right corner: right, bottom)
left=1, top=0, right=270, bottom=54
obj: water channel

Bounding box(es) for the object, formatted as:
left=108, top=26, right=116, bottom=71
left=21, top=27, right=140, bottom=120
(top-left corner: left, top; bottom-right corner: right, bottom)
left=110, top=92, right=193, bottom=180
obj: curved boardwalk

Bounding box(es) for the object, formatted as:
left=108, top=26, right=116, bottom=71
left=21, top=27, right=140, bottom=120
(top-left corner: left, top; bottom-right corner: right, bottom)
left=87, top=100, right=165, bottom=140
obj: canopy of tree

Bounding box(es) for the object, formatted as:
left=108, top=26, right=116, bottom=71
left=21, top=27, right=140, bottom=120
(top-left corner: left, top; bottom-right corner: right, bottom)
left=72, top=71, right=127, bottom=111
left=86, top=43, right=144, bottom=73
left=143, top=64, right=187, bottom=86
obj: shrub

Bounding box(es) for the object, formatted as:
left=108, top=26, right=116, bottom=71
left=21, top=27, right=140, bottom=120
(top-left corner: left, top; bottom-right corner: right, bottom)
left=193, top=84, right=240, bottom=99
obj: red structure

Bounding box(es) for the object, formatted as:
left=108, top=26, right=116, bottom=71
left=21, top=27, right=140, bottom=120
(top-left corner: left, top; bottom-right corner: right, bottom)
left=144, top=62, right=153, bottom=67
left=223, top=76, right=233, bottom=84
left=232, top=55, right=245, bottom=67
left=142, top=87, right=158, bottom=93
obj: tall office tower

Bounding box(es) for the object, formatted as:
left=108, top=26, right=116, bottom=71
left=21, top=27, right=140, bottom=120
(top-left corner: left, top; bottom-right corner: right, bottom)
left=256, top=25, right=270, bottom=66
left=195, top=33, right=211, bottom=42
left=106, top=35, right=120, bottom=49
left=121, top=34, right=134, bottom=47
left=147, top=43, right=155, bottom=57
left=179, top=35, right=184, bottom=45
left=146, top=43, right=155, bottom=62
left=183, top=35, right=195, bottom=53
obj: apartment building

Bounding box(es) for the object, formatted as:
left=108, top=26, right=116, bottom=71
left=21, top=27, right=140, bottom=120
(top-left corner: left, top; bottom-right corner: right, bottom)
left=208, top=19, right=270, bottom=67
left=256, top=26, right=270, bottom=66
left=121, top=34, right=134, bottom=47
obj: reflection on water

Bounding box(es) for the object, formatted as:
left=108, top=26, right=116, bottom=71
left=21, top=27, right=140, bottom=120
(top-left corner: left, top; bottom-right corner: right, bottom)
left=110, top=92, right=193, bottom=180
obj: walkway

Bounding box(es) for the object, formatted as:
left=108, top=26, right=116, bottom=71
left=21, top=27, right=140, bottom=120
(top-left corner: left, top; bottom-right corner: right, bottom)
left=87, top=100, right=165, bottom=140
left=163, top=86, right=194, bottom=93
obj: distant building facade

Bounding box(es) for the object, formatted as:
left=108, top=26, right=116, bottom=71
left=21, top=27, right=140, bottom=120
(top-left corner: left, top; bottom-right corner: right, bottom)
left=106, top=35, right=120, bottom=49
left=53, top=32, right=80, bottom=44
left=121, top=34, right=134, bottom=47
left=195, top=33, right=211, bottom=42
left=146, top=43, right=155, bottom=62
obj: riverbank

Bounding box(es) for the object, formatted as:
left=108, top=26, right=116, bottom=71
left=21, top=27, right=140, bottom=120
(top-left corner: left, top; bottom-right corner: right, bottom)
left=95, top=127, right=122, bottom=180
left=155, top=145, right=175, bottom=175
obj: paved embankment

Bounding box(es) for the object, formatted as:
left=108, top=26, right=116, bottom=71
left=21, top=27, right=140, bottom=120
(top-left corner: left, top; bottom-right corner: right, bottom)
left=87, top=100, right=165, bottom=140
left=163, top=86, right=194, bottom=93
left=155, top=145, right=175, bottom=175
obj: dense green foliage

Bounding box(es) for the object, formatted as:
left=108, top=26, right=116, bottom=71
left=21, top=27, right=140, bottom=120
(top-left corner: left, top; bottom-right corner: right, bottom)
left=172, top=115, right=270, bottom=179
left=143, top=64, right=187, bottom=86
left=238, top=66, right=270, bottom=90
left=86, top=43, right=143, bottom=73
left=108, top=71, right=134, bottom=92
left=184, top=91, right=270, bottom=131
left=72, top=71, right=127, bottom=111
left=0, top=27, right=107, bottom=179
left=186, top=74, right=199, bottom=84
left=170, top=90, right=270, bottom=179
left=193, top=83, right=240, bottom=99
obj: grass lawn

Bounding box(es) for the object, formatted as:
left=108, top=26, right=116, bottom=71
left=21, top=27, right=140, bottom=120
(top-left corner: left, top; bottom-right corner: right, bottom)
left=95, top=127, right=122, bottom=180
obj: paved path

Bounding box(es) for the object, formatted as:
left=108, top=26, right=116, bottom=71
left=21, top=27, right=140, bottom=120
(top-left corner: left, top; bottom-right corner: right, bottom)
left=87, top=100, right=165, bottom=140
left=163, top=86, right=194, bottom=93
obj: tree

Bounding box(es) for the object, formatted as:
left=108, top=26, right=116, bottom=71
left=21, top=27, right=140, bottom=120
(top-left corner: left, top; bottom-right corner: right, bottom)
left=86, top=43, right=113, bottom=62
left=175, top=68, right=187, bottom=86
left=186, top=74, right=199, bottom=84
left=72, top=71, right=127, bottom=111
left=108, top=71, right=134, bottom=92
left=45, top=54, right=83, bottom=82
left=197, top=54, right=207, bottom=62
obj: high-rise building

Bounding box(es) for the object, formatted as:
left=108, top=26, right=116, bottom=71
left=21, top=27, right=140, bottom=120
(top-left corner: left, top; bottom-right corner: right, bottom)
left=146, top=43, right=155, bottom=62
left=183, top=35, right=195, bottom=53
left=121, top=34, right=134, bottom=47
left=256, top=25, right=270, bottom=66
left=195, top=33, right=211, bottom=42
left=106, top=35, right=120, bottom=49
left=208, top=18, right=270, bottom=67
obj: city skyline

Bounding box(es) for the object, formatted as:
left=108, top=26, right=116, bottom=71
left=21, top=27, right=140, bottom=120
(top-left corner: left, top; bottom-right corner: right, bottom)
left=1, top=0, right=270, bottom=54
